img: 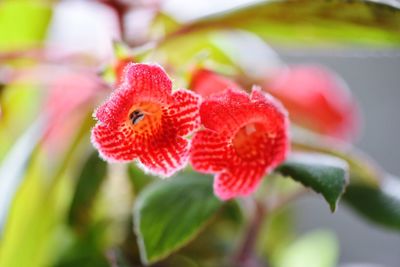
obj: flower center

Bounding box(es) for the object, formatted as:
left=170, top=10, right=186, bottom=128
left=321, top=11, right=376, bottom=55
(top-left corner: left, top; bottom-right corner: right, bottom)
left=232, top=123, right=269, bottom=160
left=129, top=110, right=145, bottom=125
left=127, top=102, right=162, bottom=134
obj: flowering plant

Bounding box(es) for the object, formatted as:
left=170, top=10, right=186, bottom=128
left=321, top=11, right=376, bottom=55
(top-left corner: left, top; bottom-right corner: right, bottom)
left=0, top=1, right=399, bottom=267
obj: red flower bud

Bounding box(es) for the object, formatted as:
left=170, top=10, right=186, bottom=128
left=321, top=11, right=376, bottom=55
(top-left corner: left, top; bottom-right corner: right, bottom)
left=114, top=57, right=134, bottom=85
left=190, top=68, right=241, bottom=98
left=265, top=65, right=359, bottom=140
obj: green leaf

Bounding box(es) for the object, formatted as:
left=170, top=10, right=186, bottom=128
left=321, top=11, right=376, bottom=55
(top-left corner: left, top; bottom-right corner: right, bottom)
left=343, top=175, right=400, bottom=230
left=292, top=127, right=381, bottom=187
left=276, top=152, right=349, bottom=212
left=68, top=152, right=107, bottom=232
left=163, top=0, right=400, bottom=47
left=133, top=172, right=223, bottom=264
left=274, top=230, right=339, bottom=267
left=0, top=1, right=52, bottom=51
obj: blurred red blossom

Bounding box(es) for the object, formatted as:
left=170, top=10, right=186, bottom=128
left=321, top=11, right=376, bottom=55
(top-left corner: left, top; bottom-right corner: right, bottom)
left=43, top=71, right=106, bottom=152
left=264, top=65, right=360, bottom=140
left=114, top=57, right=134, bottom=85
left=190, top=87, right=289, bottom=200
left=92, top=63, right=201, bottom=177
left=45, top=72, right=103, bottom=119
left=190, top=68, right=241, bottom=98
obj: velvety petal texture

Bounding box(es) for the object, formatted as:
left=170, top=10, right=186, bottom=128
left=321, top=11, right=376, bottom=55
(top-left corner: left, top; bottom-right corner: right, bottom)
left=190, top=87, right=289, bottom=200
left=92, top=63, right=201, bottom=177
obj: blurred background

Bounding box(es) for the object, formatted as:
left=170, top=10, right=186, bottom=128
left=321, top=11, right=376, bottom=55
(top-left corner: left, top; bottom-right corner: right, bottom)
left=288, top=55, right=400, bottom=266
left=1, top=0, right=400, bottom=266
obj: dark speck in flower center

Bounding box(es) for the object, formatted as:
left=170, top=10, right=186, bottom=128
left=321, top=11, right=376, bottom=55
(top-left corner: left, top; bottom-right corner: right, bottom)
left=129, top=109, right=145, bottom=125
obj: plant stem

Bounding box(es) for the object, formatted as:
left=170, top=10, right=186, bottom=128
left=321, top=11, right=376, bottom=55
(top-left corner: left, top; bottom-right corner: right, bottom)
left=233, top=199, right=267, bottom=267
left=232, top=186, right=309, bottom=267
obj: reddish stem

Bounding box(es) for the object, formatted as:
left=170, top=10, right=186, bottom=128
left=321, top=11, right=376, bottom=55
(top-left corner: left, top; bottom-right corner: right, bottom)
left=234, top=200, right=267, bottom=267
left=99, top=0, right=130, bottom=40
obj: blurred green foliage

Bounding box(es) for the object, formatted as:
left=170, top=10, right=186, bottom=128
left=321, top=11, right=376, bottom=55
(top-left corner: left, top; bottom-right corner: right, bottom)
left=0, top=1, right=52, bottom=51
left=160, top=0, right=400, bottom=47
left=344, top=180, right=400, bottom=230
left=273, top=230, right=339, bottom=267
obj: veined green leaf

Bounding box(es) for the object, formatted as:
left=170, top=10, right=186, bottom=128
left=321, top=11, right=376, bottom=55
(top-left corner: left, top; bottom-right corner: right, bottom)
left=133, top=172, right=222, bottom=264
left=162, top=0, right=400, bottom=47
left=276, top=152, right=349, bottom=212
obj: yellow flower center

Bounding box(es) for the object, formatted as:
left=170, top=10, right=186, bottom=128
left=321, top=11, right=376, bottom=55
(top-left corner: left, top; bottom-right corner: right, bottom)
left=127, top=102, right=163, bottom=135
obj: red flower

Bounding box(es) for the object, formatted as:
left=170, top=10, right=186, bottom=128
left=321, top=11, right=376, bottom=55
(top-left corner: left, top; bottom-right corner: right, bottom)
left=190, top=68, right=241, bottom=98
left=265, top=65, right=359, bottom=140
left=190, top=87, right=289, bottom=200
left=91, top=63, right=201, bottom=177
left=114, top=57, right=134, bottom=85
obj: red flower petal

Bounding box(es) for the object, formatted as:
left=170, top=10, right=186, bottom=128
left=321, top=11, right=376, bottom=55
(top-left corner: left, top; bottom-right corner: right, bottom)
left=199, top=88, right=252, bottom=135
left=190, top=129, right=229, bottom=173
left=167, top=89, right=201, bottom=136
left=138, top=136, right=190, bottom=177
left=95, top=63, right=173, bottom=127
left=190, top=87, right=289, bottom=200
left=123, top=63, right=173, bottom=104
left=214, top=166, right=266, bottom=200
left=265, top=65, right=359, bottom=140
left=91, top=123, right=142, bottom=162
left=92, top=63, right=201, bottom=177
left=190, top=68, right=241, bottom=97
